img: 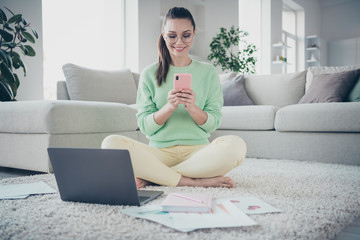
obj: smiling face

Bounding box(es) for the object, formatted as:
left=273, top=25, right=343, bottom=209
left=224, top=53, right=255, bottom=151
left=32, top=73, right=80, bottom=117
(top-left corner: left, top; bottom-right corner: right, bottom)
left=162, top=18, right=196, bottom=61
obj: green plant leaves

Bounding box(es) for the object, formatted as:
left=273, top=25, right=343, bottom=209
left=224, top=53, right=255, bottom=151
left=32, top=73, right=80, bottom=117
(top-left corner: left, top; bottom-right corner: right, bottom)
left=8, top=14, right=22, bottom=24
left=0, top=7, right=38, bottom=101
left=22, top=31, right=35, bottom=43
left=208, top=25, right=257, bottom=74
left=30, top=27, right=38, bottom=39
left=0, top=61, right=15, bottom=83
left=0, top=80, right=14, bottom=101
left=0, top=29, right=13, bottom=42
left=0, top=8, right=7, bottom=22
left=0, top=49, right=12, bottom=67
left=24, top=45, right=36, bottom=56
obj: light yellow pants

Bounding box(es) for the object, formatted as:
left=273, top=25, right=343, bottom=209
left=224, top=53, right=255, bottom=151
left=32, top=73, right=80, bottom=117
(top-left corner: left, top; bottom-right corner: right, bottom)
left=101, top=135, right=246, bottom=186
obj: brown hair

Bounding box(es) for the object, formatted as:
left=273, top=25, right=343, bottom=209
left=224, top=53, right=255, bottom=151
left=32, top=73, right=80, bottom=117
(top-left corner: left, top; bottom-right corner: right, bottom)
left=155, top=7, right=196, bottom=87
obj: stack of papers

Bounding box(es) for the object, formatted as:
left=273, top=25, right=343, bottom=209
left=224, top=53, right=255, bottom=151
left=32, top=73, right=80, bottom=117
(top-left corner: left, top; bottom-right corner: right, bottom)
left=121, top=199, right=257, bottom=232
left=120, top=196, right=281, bottom=232
left=0, top=181, right=57, bottom=200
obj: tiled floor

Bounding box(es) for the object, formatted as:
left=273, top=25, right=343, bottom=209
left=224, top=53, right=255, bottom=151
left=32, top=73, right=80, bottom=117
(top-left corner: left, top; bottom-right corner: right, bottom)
left=0, top=167, right=359, bottom=240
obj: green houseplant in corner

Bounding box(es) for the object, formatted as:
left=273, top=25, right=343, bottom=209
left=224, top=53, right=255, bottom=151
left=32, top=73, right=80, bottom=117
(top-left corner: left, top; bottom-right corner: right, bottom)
left=0, top=7, right=38, bottom=101
left=208, top=25, right=257, bottom=74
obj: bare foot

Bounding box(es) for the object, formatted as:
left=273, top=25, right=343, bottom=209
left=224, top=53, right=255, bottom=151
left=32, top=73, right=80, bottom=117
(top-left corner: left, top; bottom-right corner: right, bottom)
left=135, top=177, right=153, bottom=189
left=177, top=176, right=234, bottom=188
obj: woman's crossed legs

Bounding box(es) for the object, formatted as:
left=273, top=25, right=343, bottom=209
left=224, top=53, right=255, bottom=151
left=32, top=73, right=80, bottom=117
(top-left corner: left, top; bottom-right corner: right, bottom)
left=101, top=135, right=246, bottom=189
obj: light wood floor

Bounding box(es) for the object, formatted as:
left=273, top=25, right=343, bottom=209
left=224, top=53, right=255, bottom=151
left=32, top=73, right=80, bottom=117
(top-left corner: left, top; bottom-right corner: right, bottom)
left=0, top=167, right=359, bottom=240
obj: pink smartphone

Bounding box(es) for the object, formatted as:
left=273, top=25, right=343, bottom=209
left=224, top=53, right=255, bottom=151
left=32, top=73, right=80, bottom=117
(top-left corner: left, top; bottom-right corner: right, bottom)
left=174, top=73, right=192, bottom=90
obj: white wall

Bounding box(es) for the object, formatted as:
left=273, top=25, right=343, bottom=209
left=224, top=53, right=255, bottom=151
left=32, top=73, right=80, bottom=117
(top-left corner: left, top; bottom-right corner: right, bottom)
left=294, top=0, right=321, bottom=37
left=125, top=0, right=139, bottom=73
left=2, top=0, right=43, bottom=101
left=271, top=0, right=284, bottom=74
left=136, top=0, right=238, bottom=73
left=293, top=0, right=327, bottom=66
left=240, top=0, right=308, bottom=74
left=321, top=0, right=360, bottom=66
left=321, top=0, right=360, bottom=42
left=203, top=0, right=239, bottom=71
left=138, top=0, right=160, bottom=72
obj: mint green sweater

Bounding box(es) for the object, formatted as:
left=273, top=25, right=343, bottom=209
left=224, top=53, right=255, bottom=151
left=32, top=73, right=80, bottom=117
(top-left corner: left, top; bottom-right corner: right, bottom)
left=136, top=60, right=223, bottom=148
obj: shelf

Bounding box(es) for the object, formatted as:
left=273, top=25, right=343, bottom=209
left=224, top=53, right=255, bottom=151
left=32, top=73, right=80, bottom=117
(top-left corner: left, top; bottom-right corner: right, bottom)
left=272, top=61, right=291, bottom=65
left=272, top=43, right=291, bottom=48
left=306, top=36, right=321, bottom=68
left=306, top=47, right=319, bottom=51
left=306, top=35, right=318, bottom=39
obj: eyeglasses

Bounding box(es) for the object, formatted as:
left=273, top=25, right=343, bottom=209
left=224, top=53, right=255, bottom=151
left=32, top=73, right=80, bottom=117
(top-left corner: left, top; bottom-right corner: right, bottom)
left=164, top=33, right=194, bottom=44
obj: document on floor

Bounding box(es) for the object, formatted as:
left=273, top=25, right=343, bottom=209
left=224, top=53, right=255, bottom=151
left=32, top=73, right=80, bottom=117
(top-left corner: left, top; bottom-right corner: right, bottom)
left=119, top=205, right=196, bottom=232
left=219, top=196, right=281, bottom=215
left=120, top=199, right=257, bottom=232
left=0, top=181, right=57, bottom=199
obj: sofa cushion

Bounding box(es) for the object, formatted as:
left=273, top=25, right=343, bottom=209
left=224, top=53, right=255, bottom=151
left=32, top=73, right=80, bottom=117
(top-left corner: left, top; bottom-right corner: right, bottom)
left=305, top=64, right=360, bottom=92
left=0, top=101, right=139, bottom=134
left=298, top=69, right=360, bottom=104
left=245, top=71, right=306, bottom=107
left=219, top=105, right=279, bottom=130
left=222, top=75, right=254, bottom=106
left=62, top=63, right=137, bottom=104
left=275, top=102, right=360, bottom=132
left=219, top=72, right=238, bottom=83
left=348, top=79, right=360, bottom=102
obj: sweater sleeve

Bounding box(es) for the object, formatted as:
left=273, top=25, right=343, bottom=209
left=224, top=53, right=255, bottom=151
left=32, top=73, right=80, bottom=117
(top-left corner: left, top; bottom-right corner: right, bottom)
left=136, top=72, right=163, bottom=136
left=198, top=68, right=223, bottom=133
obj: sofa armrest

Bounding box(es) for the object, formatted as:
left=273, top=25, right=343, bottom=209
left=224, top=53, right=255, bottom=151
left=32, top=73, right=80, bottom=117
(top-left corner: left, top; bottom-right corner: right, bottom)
left=0, top=100, right=139, bottom=134
left=57, top=81, right=70, bottom=100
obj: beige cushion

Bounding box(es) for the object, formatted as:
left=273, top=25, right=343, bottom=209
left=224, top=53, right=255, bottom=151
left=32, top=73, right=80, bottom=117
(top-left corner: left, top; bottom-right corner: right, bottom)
left=220, top=105, right=279, bottom=130
left=62, top=63, right=137, bottom=104
left=245, top=71, right=306, bottom=107
left=275, top=102, right=360, bottom=132
left=306, top=65, right=360, bottom=92
left=0, top=101, right=138, bottom=134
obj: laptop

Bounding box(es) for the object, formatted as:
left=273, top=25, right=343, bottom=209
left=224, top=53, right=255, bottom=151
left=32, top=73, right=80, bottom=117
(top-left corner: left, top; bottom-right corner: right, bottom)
left=47, top=148, right=163, bottom=206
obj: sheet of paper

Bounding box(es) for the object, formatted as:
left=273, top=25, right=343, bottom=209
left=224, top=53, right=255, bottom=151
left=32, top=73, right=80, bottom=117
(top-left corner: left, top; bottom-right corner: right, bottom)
left=119, top=205, right=195, bottom=232
left=171, top=200, right=257, bottom=229
left=1, top=194, right=30, bottom=200
left=220, top=196, right=281, bottom=215
left=0, top=181, right=57, bottom=199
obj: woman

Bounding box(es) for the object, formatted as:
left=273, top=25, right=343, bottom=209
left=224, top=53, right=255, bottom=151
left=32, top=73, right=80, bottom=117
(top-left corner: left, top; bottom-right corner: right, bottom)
left=102, top=7, right=246, bottom=189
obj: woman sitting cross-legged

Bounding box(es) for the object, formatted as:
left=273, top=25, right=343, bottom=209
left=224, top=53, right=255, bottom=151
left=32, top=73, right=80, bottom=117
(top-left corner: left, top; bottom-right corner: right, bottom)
left=102, top=7, right=246, bottom=189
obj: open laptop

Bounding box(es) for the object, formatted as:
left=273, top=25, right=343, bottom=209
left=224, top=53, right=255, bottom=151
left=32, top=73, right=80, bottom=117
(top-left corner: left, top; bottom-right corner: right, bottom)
left=47, top=148, right=163, bottom=206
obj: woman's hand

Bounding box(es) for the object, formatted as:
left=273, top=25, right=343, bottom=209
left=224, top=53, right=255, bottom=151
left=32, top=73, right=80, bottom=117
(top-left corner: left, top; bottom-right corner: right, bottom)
left=174, top=89, right=196, bottom=112
left=165, top=88, right=207, bottom=125
left=153, top=89, right=181, bottom=125
left=167, top=89, right=182, bottom=111
left=175, top=89, right=208, bottom=125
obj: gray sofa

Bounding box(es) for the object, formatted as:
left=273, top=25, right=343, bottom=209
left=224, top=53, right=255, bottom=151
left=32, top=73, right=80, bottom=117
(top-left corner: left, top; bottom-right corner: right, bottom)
left=0, top=64, right=359, bottom=172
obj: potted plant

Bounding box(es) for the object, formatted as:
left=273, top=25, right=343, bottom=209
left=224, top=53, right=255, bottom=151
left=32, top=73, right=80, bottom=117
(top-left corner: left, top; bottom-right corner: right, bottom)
left=0, top=7, right=38, bottom=101
left=208, top=25, right=257, bottom=74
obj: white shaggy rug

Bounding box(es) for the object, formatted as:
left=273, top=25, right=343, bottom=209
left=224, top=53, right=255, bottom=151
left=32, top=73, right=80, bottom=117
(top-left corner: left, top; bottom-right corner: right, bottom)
left=0, top=158, right=359, bottom=240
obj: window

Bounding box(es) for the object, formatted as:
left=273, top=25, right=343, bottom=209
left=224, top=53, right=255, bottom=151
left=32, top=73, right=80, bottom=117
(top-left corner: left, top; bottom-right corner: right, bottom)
left=42, top=0, right=124, bottom=99
left=282, top=4, right=297, bottom=73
